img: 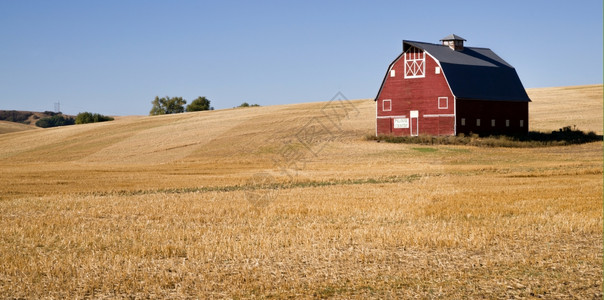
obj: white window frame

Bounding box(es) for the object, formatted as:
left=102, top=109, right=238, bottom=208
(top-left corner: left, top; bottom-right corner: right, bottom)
left=438, top=97, right=448, bottom=109
left=404, top=47, right=425, bottom=79
left=382, top=99, right=391, bottom=112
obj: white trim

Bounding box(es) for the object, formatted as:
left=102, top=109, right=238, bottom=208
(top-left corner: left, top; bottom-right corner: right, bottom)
left=425, top=51, right=456, bottom=102
left=435, top=66, right=441, bottom=74
left=382, top=99, right=391, bottom=111
left=425, top=50, right=458, bottom=134
left=453, top=96, right=457, bottom=134
left=375, top=100, right=378, bottom=136
left=376, top=52, right=405, bottom=100
left=390, top=69, right=396, bottom=77
left=404, top=47, right=426, bottom=79
left=376, top=115, right=407, bottom=119
left=410, top=110, right=419, bottom=136
left=438, top=97, right=448, bottom=109
left=423, top=114, right=455, bottom=118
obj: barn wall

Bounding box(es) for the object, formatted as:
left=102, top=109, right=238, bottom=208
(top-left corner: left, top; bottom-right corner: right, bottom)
left=456, top=100, right=529, bottom=135
left=376, top=118, right=392, bottom=135
left=376, top=51, right=454, bottom=136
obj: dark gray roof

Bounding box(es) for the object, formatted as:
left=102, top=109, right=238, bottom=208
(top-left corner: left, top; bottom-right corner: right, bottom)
left=440, top=34, right=466, bottom=41
left=378, top=40, right=530, bottom=102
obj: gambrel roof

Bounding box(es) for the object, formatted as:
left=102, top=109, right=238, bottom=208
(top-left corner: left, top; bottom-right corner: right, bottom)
left=376, top=40, right=531, bottom=102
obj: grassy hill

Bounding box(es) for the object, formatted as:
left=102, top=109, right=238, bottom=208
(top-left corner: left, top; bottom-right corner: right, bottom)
left=528, top=84, right=602, bottom=133
left=0, top=110, right=75, bottom=134
left=1, top=85, right=600, bottom=164
left=0, top=120, right=37, bottom=134
left=0, top=85, right=601, bottom=298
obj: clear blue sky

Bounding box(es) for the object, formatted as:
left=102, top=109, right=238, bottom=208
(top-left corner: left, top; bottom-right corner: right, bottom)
left=1, top=0, right=602, bottom=116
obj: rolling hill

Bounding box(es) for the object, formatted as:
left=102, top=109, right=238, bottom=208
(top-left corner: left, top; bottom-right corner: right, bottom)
left=0, top=84, right=601, bottom=197
left=1, top=85, right=601, bottom=162
left=0, top=110, right=64, bottom=125
left=0, top=120, right=37, bottom=134
left=527, top=84, right=602, bottom=133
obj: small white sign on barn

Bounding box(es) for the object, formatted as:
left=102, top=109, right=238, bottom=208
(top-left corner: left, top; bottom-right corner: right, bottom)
left=393, top=118, right=409, bottom=129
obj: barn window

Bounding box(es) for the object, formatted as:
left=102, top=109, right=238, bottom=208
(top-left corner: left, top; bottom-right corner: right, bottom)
left=382, top=99, right=391, bottom=111
left=461, top=118, right=466, bottom=126
left=520, top=120, right=524, bottom=127
left=506, top=119, right=510, bottom=127
left=438, top=97, right=448, bottom=109
left=491, top=119, right=496, bottom=127
left=476, top=119, right=481, bottom=126
left=390, top=69, right=396, bottom=77
left=404, top=46, right=425, bottom=78
left=435, top=67, right=441, bottom=74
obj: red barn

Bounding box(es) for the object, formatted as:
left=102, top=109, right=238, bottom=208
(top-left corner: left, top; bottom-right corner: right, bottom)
left=375, top=34, right=530, bottom=136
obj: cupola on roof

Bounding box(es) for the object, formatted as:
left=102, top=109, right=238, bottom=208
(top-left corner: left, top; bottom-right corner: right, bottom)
left=440, top=34, right=466, bottom=51
left=440, top=34, right=466, bottom=41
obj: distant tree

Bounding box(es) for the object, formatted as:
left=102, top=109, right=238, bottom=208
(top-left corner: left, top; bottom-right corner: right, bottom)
left=150, top=96, right=187, bottom=115
left=149, top=96, right=164, bottom=115
left=186, top=96, right=211, bottom=112
left=238, top=102, right=260, bottom=108
left=35, top=115, right=75, bottom=128
left=75, top=112, right=114, bottom=124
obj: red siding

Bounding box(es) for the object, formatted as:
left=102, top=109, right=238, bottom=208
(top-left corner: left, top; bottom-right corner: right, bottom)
left=376, top=51, right=454, bottom=136
left=376, top=118, right=391, bottom=135
left=438, top=116, right=455, bottom=135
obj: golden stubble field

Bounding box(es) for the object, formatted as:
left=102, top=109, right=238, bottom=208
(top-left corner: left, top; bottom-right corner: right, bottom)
left=0, top=85, right=602, bottom=298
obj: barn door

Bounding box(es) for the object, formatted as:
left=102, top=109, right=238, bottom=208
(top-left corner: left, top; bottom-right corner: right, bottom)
left=410, top=110, right=419, bottom=136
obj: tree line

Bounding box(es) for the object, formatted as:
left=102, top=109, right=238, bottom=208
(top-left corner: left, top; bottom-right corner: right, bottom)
left=149, top=96, right=260, bottom=115
left=35, top=112, right=114, bottom=128
left=31, top=95, right=261, bottom=128
left=149, top=96, right=213, bottom=115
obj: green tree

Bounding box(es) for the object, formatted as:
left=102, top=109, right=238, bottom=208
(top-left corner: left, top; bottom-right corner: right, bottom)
left=35, top=115, right=75, bottom=128
left=75, top=112, right=114, bottom=124
left=149, top=96, right=187, bottom=115
left=186, top=96, right=211, bottom=112
left=238, top=102, right=260, bottom=108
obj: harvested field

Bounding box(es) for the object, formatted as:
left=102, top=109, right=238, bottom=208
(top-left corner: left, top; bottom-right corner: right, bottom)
left=0, top=85, right=601, bottom=298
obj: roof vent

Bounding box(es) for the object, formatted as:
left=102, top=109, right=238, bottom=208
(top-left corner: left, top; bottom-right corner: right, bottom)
left=440, top=34, right=466, bottom=51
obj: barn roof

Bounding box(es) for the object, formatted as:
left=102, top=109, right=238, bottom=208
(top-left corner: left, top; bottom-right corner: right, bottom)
left=375, top=40, right=531, bottom=102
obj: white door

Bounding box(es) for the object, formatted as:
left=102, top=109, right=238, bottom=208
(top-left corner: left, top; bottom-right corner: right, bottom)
left=410, top=110, right=419, bottom=136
